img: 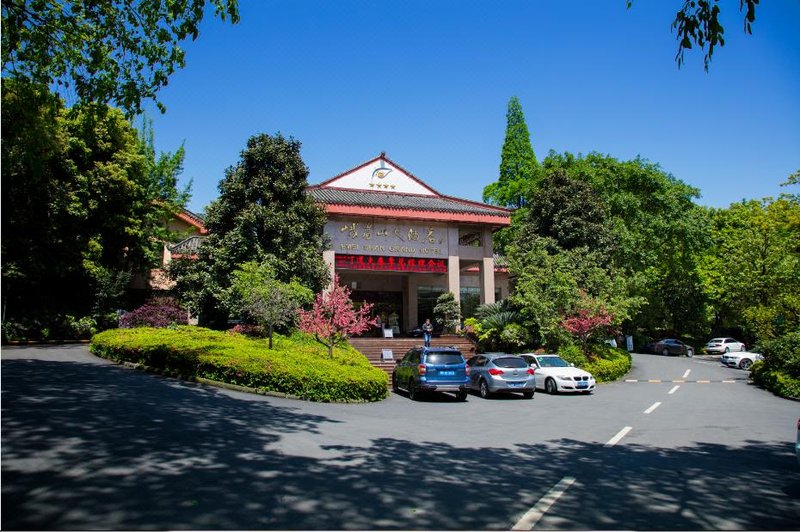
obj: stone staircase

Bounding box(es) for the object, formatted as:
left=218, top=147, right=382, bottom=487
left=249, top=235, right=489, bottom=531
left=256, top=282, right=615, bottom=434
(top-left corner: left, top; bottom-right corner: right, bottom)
left=348, top=336, right=478, bottom=379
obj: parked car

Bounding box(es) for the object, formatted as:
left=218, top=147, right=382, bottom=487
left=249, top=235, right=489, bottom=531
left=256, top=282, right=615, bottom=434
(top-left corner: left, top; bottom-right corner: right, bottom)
left=466, top=353, right=535, bottom=399
left=705, top=337, right=746, bottom=354
left=720, top=350, right=763, bottom=370
left=652, top=338, right=694, bottom=357
left=519, top=353, right=596, bottom=394
left=392, top=346, right=470, bottom=401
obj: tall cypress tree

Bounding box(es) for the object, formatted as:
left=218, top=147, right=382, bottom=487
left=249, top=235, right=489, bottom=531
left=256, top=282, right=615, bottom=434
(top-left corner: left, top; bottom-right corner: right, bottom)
left=483, top=96, right=538, bottom=209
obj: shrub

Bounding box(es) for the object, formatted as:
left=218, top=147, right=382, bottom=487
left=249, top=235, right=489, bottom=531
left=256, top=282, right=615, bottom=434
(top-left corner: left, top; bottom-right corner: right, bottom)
left=759, top=331, right=800, bottom=378
left=557, top=343, right=630, bottom=383
left=557, top=344, right=589, bottom=367
left=90, top=326, right=389, bottom=402
left=120, top=300, right=188, bottom=328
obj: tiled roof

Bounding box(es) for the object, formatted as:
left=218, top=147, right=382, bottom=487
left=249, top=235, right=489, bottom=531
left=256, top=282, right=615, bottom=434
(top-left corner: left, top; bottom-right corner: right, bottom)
left=307, top=187, right=510, bottom=218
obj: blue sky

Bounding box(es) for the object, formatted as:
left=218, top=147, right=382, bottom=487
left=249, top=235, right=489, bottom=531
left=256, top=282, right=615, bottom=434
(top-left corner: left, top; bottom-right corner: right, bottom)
left=143, top=1, right=800, bottom=215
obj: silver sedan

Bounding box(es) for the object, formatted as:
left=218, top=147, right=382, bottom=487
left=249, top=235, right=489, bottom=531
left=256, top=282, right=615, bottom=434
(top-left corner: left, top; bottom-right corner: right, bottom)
left=466, top=353, right=535, bottom=399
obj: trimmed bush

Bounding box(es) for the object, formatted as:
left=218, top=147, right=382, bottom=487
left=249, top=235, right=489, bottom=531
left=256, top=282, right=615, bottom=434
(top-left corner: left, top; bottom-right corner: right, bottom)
left=90, top=326, right=389, bottom=402
left=557, top=343, right=631, bottom=383
left=747, top=331, right=800, bottom=399
left=120, top=300, right=188, bottom=328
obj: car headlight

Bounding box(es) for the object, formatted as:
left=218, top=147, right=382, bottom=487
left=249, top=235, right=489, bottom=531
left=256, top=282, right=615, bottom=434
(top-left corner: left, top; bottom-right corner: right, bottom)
left=557, top=375, right=572, bottom=380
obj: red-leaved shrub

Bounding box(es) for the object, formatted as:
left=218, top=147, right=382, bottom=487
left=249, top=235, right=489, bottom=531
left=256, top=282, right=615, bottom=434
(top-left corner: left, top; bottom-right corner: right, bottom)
left=120, top=300, right=188, bottom=328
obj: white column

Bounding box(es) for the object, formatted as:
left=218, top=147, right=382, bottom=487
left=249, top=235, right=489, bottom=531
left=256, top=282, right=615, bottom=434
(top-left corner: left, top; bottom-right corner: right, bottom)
left=480, top=256, right=495, bottom=305
left=448, top=255, right=460, bottom=303
left=323, top=249, right=336, bottom=292
left=480, top=228, right=495, bottom=304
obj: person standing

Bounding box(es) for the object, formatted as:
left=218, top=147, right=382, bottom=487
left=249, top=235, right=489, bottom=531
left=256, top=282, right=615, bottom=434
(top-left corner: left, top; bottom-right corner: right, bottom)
left=422, top=318, right=433, bottom=348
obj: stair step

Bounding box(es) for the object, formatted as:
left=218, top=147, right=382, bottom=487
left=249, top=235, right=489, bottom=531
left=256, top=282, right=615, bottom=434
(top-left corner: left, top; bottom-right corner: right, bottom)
left=349, top=336, right=478, bottom=380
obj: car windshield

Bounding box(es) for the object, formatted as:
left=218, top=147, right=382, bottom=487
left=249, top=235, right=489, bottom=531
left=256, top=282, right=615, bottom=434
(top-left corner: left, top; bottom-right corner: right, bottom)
left=425, top=353, right=463, bottom=365
left=493, top=357, right=528, bottom=368
left=536, top=357, right=570, bottom=368
left=708, top=338, right=724, bottom=343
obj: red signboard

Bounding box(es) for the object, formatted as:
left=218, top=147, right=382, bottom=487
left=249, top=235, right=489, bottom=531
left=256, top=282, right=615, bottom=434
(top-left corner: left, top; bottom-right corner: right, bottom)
left=336, top=254, right=448, bottom=273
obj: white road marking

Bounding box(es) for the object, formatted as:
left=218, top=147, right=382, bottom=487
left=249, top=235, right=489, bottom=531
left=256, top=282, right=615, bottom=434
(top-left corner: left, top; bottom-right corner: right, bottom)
left=668, top=385, right=680, bottom=395
left=605, top=426, right=632, bottom=447
left=682, top=369, right=691, bottom=379
left=512, top=476, right=576, bottom=530
left=644, top=402, right=662, bottom=414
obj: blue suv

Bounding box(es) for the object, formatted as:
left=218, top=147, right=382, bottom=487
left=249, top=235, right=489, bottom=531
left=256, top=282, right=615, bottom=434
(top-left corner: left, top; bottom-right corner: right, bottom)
left=392, top=346, right=470, bottom=401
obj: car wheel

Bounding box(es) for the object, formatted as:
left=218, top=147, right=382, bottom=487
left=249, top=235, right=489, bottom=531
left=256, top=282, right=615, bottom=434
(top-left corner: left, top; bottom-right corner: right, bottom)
left=725, top=347, right=730, bottom=353
left=456, top=390, right=468, bottom=402
left=409, top=380, right=419, bottom=401
left=523, top=391, right=534, bottom=399
left=545, top=378, right=557, bottom=395
left=739, top=358, right=753, bottom=370
left=662, top=348, right=669, bottom=356
left=686, top=348, right=694, bottom=358
left=479, top=380, right=492, bottom=399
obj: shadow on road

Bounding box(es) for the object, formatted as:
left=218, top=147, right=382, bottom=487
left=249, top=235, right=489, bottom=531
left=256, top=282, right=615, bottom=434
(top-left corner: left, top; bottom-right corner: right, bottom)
left=2, top=356, right=798, bottom=530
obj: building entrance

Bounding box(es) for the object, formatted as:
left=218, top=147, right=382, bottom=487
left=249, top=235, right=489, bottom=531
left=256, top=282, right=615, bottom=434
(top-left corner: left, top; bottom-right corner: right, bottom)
left=351, top=290, right=403, bottom=336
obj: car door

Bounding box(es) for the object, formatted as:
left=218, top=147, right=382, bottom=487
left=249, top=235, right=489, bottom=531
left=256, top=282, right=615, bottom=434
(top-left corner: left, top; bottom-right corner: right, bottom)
left=395, top=349, right=416, bottom=385
left=467, top=356, right=487, bottom=389
left=528, top=356, right=544, bottom=389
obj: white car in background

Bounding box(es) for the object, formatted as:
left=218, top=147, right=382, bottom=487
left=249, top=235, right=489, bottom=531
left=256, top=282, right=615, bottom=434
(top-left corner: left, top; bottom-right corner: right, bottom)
left=519, top=353, right=596, bottom=394
left=705, top=337, right=746, bottom=354
left=720, top=350, right=763, bottom=370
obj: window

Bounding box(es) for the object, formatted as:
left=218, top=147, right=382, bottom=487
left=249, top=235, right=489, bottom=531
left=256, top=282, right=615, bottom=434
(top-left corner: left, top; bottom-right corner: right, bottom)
left=460, top=286, right=480, bottom=319
left=458, top=228, right=482, bottom=247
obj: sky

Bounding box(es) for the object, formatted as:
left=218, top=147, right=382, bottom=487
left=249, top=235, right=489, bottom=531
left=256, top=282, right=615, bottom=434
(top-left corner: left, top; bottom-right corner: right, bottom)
left=143, top=0, right=800, bottom=215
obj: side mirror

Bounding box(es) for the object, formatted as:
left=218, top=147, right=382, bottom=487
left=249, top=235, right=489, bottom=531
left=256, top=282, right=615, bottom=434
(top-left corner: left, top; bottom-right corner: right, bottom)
left=569, top=363, right=575, bottom=367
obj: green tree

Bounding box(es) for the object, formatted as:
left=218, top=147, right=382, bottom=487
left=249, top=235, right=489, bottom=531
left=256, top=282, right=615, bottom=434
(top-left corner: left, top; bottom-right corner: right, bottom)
left=517, top=168, right=613, bottom=256
left=225, top=260, right=313, bottom=349
left=2, top=0, right=239, bottom=116
left=170, top=133, right=329, bottom=328
left=433, top=292, right=462, bottom=334
left=540, top=152, right=711, bottom=339
left=483, top=96, right=538, bottom=210
left=628, top=0, right=760, bottom=71
left=1, top=80, right=187, bottom=330
left=700, top=197, right=800, bottom=342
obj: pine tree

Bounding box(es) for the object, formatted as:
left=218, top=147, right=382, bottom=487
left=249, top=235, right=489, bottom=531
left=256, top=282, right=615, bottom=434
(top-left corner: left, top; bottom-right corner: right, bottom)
left=483, top=96, right=538, bottom=209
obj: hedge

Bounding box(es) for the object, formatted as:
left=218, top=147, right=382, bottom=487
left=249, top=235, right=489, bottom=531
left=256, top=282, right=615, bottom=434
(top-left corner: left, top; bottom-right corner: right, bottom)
left=90, top=326, right=389, bottom=402
left=557, top=344, right=632, bottom=383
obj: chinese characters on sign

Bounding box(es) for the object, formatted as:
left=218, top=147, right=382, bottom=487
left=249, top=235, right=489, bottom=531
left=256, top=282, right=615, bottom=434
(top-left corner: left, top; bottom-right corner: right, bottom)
left=335, top=254, right=448, bottom=273
left=327, top=218, right=449, bottom=258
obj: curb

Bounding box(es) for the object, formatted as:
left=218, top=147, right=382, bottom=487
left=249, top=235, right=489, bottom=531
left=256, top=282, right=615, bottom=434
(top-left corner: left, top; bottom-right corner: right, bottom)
left=3, top=339, right=91, bottom=346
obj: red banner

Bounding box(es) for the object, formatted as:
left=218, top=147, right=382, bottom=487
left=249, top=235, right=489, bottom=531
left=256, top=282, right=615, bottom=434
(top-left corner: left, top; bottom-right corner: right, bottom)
left=336, top=254, right=448, bottom=273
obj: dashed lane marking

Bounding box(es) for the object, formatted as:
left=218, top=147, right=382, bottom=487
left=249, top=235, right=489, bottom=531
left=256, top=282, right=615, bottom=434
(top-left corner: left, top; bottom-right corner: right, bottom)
left=623, top=379, right=742, bottom=383
left=512, top=476, right=576, bottom=530
left=605, top=426, right=632, bottom=447
left=683, top=369, right=691, bottom=379
left=644, top=401, right=662, bottom=414
left=668, top=385, right=680, bottom=395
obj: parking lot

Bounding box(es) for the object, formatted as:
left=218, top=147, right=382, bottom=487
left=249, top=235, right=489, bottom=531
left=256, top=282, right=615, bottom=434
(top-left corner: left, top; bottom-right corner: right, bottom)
left=3, top=345, right=799, bottom=530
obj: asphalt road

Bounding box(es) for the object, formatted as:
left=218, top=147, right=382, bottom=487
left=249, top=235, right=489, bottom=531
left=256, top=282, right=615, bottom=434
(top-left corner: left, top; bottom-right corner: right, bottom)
left=2, top=345, right=798, bottom=530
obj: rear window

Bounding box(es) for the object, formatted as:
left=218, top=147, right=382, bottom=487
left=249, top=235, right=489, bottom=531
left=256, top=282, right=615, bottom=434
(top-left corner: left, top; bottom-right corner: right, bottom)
left=425, top=353, right=464, bottom=365
left=493, top=357, right=528, bottom=369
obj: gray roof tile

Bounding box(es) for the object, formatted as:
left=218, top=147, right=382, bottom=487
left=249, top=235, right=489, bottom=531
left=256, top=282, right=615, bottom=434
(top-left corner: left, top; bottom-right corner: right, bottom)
left=308, top=188, right=509, bottom=218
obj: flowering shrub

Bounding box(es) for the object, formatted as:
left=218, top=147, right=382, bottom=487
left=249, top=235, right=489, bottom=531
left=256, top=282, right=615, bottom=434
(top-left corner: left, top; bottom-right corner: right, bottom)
left=120, top=300, right=188, bottom=328
left=297, top=275, right=377, bottom=358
